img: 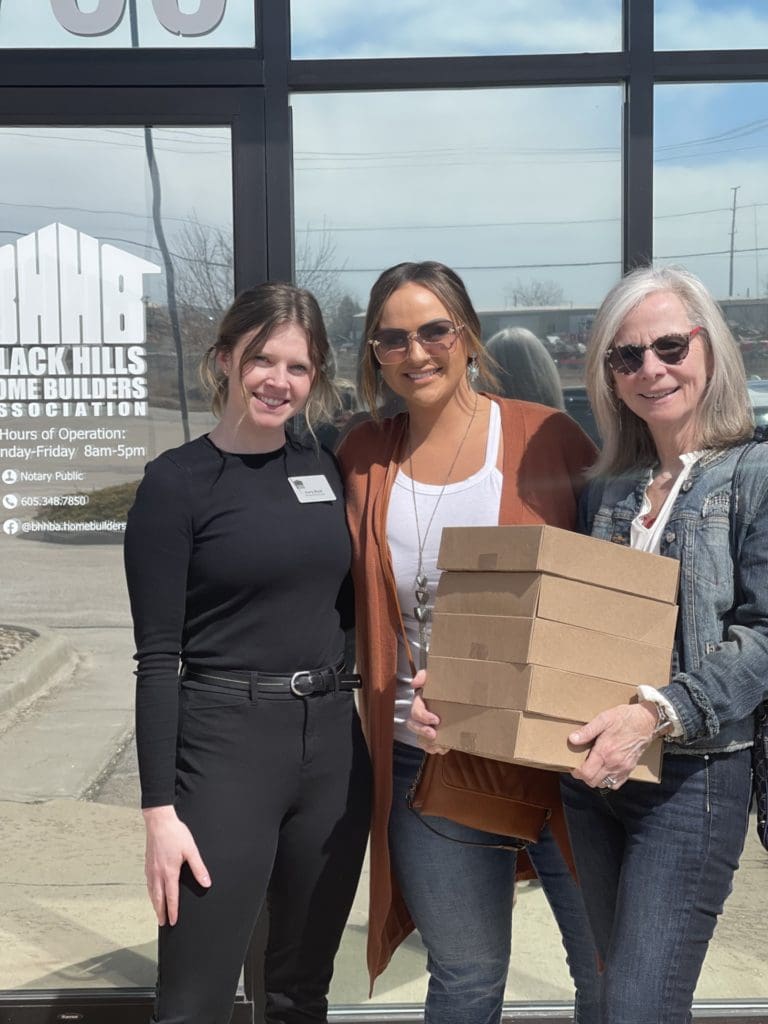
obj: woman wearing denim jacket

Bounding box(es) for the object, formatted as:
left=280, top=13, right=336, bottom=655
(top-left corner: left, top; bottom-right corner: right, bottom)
left=560, top=265, right=768, bottom=1024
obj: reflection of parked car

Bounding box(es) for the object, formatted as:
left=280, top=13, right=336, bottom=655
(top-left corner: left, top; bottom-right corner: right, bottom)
left=747, top=380, right=768, bottom=426
left=564, top=380, right=768, bottom=446
left=563, top=386, right=600, bottom=444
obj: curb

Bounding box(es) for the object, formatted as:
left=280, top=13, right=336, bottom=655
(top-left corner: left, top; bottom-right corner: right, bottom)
left=0, top=626, right=78, bottom=714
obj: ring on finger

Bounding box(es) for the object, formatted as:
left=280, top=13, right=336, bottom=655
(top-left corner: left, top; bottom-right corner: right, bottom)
left=601, top=774, right=618, bottom=789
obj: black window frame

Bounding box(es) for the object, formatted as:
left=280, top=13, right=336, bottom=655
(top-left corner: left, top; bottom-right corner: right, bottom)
left=1, top=1, right=767, bottom=1020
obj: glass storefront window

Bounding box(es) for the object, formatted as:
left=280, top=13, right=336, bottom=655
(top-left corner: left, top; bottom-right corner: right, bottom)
left=295, top=83, right=768, bottom=1013
left=291, top=0, right=621, bottom=59
left=0, top=0, right=256, bottom=49
left=655, top=82, right=768, bottom=385
left=656, top=0, right=768, bottom=51
left=0, top=124, right=232, bottom=989
left=292, top=87, right=624, bottom=1001
left=292, top=86, right=622, bottom=447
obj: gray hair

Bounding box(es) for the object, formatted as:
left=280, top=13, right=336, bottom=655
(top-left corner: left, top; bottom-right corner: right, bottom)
left=585, top=265, right=753, bottom=477
left=485, top=327, right=564, bottom=410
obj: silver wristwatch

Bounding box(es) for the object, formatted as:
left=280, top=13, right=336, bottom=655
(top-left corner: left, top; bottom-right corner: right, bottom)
left=651, top=701, right=673, bottom=738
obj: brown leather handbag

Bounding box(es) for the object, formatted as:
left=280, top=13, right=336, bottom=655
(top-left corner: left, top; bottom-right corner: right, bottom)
left=408, top=748, right=567, bottom=847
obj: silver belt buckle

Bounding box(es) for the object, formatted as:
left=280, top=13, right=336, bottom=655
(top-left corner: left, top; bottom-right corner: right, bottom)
left=290, top=670, right=313, bottom=696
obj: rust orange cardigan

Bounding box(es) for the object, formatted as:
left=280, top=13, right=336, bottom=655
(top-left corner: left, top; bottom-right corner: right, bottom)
left=337, top=395, right=597, bottom=990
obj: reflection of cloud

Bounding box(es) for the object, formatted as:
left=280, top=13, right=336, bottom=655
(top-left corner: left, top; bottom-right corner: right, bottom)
left=654, top=83, right=768, bottom=300
left=656, top=1, right=768, bottom=50
left=655, top=162, right=768, bottom=300
left=655, top=84, right=768, bottom=169
left=0, top=127, right=233, bottom=306
left=291, top=0, right=621, bottom=57
left=293, top=79, right=768, bottom=310
left=292, top=87, right=623, bottom=308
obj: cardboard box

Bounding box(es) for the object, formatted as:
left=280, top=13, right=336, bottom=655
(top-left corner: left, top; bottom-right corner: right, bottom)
left=435, top=571, right=678, bottom=647
left=429, top=699, right=663, bottom=783
left=437, top=524, right=680, bottom=604
left=426, top=656, right=637, bottom=722
left=430, top=613, right=673, bottom=687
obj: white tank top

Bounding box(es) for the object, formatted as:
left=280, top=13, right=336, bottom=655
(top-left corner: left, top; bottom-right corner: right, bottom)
left=387, top=401, right=503, bottom=747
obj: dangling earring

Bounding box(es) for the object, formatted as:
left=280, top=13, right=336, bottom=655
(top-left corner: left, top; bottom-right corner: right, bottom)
left=467, top=357, right=480, bottom=386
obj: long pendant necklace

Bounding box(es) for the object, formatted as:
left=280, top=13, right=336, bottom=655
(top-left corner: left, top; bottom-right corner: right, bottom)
left=408, top=394, right=479, bottom=671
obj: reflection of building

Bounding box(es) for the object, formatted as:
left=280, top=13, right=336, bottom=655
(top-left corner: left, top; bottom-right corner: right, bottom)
left=352, top=299, right=768, bottom=380
left=720, top=298, right=768, bottom=336
left=477, top=307, right=595, bottom=345
left=477, top=299, right=768, bottom=347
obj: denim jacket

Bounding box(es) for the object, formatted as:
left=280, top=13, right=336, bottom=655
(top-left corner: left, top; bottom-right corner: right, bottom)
left=579, top=440, right=768, bottom=753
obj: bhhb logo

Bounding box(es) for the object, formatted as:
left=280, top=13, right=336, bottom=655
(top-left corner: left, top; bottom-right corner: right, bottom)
left=0, top=223, right=161, bottom=347
left=0, top=224, right=159, bottom=419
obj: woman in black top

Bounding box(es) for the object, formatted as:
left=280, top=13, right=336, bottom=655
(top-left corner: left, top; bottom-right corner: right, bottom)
left=124, top=282, right=371, bottom=1024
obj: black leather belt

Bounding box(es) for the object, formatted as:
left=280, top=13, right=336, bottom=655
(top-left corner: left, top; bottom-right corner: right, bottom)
left=181, top=661, right=362, bottom=698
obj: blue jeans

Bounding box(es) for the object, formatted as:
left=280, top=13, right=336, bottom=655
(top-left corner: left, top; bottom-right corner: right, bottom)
left=527, top=823, right=600, bottom=1022
left=561, top=750, right=752, bottom=1024
left=390, top=742, right=599, bottom=1024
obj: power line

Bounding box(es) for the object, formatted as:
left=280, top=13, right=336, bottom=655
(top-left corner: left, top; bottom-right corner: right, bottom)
left=0, top=129, right=228, bottom=154
left=4, top=199, right=768, bottom=236
left=275, top=245, right=768, bottom=274
left=297, top=203, right=768, bottom=233
left=0, top=229, right=230, bottom=268
left=0, top=200, right=227, bottom=233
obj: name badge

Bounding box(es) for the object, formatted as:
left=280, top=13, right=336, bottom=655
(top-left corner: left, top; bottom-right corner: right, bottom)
left=287, top=474, right=337, bottom=503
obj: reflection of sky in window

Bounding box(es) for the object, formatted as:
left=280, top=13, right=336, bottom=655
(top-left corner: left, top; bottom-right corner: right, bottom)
left=656, top=0, right=768, bottom=49
left=0, top=0, right=255, bottom=48
left=654, top=84, right=768, bottom=300
left=291, top=0, right=621, bottom=58
left=292, top=88, right=622, bottom=310
left=0, top=127, right=233, bottom=304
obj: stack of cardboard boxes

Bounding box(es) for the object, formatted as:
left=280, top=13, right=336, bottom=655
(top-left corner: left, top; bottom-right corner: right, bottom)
left=426, top=525, right=680, bottom=782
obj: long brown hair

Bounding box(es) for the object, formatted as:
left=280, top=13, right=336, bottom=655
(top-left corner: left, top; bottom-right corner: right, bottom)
left=358, top=261, right=497, bottom=415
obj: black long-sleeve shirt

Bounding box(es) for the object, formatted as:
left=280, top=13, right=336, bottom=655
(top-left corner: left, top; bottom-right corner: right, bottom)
left=124, top=433, right=352, bottom=807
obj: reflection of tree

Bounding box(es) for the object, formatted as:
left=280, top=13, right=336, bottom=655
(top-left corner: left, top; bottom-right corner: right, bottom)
left=294, top=222, right=347, bottom=320
left=505, top=277, right=565, bottom=307
left=326, top=294, right=363, bottom=344
left=170, top=217, right=359, bottom=381
left=175, top=214, right=233, bottom=317
left=173, top=216, right=350, bottom=326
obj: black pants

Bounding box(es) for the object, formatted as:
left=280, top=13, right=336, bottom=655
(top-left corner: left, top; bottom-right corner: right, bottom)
left=153, top=682, right=372, bottom=1024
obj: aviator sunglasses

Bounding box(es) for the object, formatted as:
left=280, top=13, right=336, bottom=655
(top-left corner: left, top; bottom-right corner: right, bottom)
left=368, top=318, right=464, bottom=365
left=605, top=326, right=703, bottom=375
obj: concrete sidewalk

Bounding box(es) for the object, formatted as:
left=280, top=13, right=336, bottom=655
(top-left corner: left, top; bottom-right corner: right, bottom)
left=0, top=533, right=767, bottom=1006
left=1, top=789, right=767, bottom=1005
left=1, top=731, right=767, bottom=1006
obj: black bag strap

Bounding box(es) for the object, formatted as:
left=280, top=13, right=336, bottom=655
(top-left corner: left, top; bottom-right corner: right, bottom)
left=728, top=428, right=768, bottom=591
left=728, top=442, right=754, bottom=581
left=730, top=436, right=768, bottom=851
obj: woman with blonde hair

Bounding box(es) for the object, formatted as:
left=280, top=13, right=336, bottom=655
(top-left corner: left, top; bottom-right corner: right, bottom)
left=561, top=264, right=768, bottom=1022
left=125, top=282, right=371, bottom=1023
